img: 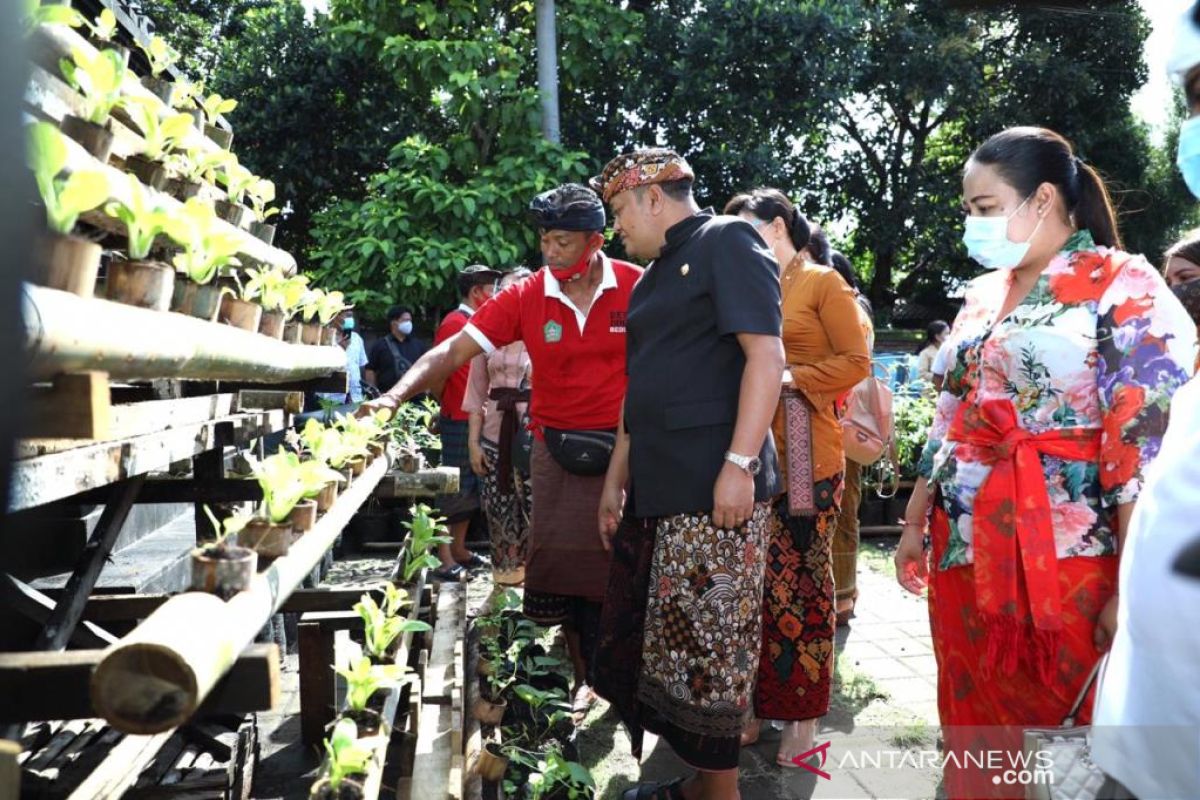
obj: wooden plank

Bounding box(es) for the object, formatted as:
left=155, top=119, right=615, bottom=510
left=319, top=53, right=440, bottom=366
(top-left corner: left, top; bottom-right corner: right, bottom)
left=0, top=646, right=279, bottom=724
left=235, top=390, right=304, bottom=415
left=67, top=729, right=177, bottom=800
left=0, top=573, right=116, bottom=648
left=0, top=740, right=20, bottom=800
left=34, top=475, right=145, bottom=651
left=449, top=755, right=464, bottom=800
left=298, top=618, right=338, bottom=746
left=8, top=408, right=286, bottom=511
left=17, top=394, right=239, bottom=457
left=24, top=372, right=111, bottom=440
left=80, top=586, right=376, bottom=622
left=423, top=584, right=464, bottom=705
left=377, top=467, right=460, bottom=500
left=409, top=702, right=454, bottom=800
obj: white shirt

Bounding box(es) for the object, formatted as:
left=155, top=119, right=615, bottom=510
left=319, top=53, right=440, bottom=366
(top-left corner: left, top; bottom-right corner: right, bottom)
left=930, top=338, right=954, bottom=377
left=1091, top=377, right=1200, bottom=799
left=318, top=330, right=368, bottom=404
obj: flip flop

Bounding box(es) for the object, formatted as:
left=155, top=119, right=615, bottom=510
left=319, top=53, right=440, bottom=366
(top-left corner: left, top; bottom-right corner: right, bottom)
left=431, top=564, right=465, bottom=583
left=621, top=777, right=686, bottom=800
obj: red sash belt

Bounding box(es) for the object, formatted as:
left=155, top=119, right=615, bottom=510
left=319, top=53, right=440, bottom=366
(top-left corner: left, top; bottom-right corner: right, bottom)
left=947, top=399, right=1100, bottom=679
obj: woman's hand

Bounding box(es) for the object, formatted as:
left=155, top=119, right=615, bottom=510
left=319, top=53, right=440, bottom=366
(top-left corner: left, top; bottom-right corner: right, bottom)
left=598, top=482, right=625, bottom=552
left=1093, top=594, right=1119, bottom=652
left=895, top=523, right=929, bottom=595
left=468, top=440, right=490, bottom=477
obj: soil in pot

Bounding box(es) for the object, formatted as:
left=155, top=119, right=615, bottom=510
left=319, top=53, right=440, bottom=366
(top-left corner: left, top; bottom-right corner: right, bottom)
left=477, top=742, right=509, bottom=782
left=106, top=259, right=174, bottom=311
left=59, top=115, right=114, bottom=162
left=259, top=309, right=286, bottom=339
left=283, top=321, right=304, bottom=344
left=124, top=155, right=169, bottom=191
left=237, top=519, right=295, bottom=559
left=141, top=75, right=175, bottom=104
left=341, top=708, right=385, bottom=738
left=205, top=123, right=234, bottom=150
left=215, top=199, right=250, bottom=229
left=249, top=220, right=276, bottom=246
left=167, top=178, right=202, bottom=202
left=219, top=294, right=263, bottom=332
left=191, top=544, right=257, bottom=600
left=37, top=233, right=101, bottom=297
left=288, top=500, right=318, bottom=533
left=308, top=778, right=364, bottom=800
left=302, top=321, right=323, bottom=345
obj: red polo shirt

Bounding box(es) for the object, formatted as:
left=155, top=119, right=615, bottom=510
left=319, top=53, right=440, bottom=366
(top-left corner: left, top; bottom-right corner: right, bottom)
left=463, top=255, right=641, bottom=431
left=434, top=305, right=473, bottom=421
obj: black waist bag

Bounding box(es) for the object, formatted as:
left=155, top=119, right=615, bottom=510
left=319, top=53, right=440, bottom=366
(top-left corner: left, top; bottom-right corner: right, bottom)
left=543, top=427, right=617, bottom=476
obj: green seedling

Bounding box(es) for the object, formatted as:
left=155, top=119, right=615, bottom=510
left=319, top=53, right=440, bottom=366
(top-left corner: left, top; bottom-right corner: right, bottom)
left=141, top=35, right=180, bottom=77
left=105, top=173, right=174, bottom=260
left=335, top=655, right=407, bottom=713
left=199, top=92, right=237, bottom=126
left=323, top=718, right=372, bottom=791
left=166, top=197, right=242, bottom=284
left=353, top=592, right=431, bottom=662
left=124, top=98, right=193, bottom=160
left=26, top=122, right=109, bottom=235
left=59, top=46, right=127, bottom=126
left=246, top=177, right=279, bottom=224
left=21, top=0, right=84, bottom=32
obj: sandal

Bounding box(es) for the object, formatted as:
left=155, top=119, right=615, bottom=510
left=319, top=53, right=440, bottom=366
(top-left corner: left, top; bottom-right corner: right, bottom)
left=458, top=553, right=490, bottom=571
left=621, top=777, right=686, bottom=800
left=431, top=564, right=465, bottom=583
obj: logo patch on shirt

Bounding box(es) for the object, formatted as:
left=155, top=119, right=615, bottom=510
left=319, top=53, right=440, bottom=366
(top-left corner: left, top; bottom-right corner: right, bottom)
left=609, top=311, right=627, bottom=334
left=544, top=320, right=563, bottom=343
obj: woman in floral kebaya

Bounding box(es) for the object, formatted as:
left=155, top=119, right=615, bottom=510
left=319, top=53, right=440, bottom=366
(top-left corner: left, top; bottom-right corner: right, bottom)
left=895, top=127, right=1196, bottom=798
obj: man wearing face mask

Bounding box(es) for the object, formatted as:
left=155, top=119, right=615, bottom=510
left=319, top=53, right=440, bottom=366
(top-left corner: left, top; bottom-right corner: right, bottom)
left=317, top=310, right=369, bottom=406
left=359, top=184, right=641, bottom=704
left=1089, top=7, right=1200, bottom=800
left=364, top=305, right=428, bottom=396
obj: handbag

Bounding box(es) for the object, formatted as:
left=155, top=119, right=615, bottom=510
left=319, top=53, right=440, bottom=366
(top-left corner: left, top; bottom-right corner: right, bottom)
left=543, top=427, right=617, bottom=476
left=841, top=365, right=894, bottom=466
left=1021, top=655, right=1108, bottom=800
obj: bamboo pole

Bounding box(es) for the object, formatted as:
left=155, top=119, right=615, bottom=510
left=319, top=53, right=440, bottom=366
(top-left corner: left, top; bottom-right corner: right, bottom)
left=91, top=457, right=389, bottom=734
left=23, top=284, right=345, bottom=382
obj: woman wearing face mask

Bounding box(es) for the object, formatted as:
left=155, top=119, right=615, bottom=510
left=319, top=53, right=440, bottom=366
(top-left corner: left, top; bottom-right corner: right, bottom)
left=724, top=189, right=870, bottom=768
left=1162, top=234, right=1200, bottom=374
left=894, top=127, right=1196, bottom=797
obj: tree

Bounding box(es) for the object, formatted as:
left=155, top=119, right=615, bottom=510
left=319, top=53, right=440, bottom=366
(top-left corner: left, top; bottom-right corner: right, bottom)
left=128, top=0, right=274, bottom=80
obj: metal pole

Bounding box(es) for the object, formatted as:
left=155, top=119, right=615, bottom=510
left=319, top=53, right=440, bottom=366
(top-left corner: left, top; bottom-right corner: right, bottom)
left=535, top=0, right=561, bottom=143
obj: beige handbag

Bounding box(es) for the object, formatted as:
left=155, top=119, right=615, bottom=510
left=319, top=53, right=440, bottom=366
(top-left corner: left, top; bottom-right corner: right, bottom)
left=1022, top=656, right=1108, bottom=800
left=841, top=366, right=894, bottom=466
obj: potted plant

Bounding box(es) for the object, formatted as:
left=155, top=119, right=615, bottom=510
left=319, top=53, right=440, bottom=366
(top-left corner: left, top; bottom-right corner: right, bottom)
left=198, top=92, right=237, bottom=150
left=521, top=746, right=596, bottom=800
left=290, top=456, right=345, bottom=532
left=138, top=35, right=181, bottom=104
left=334, top=656, right=407, bottom=736
left=240, top=266, right=305, bottom=339
left=296, top=287, right=327, bottom=345
left=215, top=158, right=255, bottom=228
left=353, top=591, right=431, bottom=665
left=83, top=9, right=125, bottom=64
left=309, top=718, right=372, bottom=800
left=191, top=505, right=256, bottom=599
left=165, top=144, right=227, bottom=201
left=235, top=450, right=311, bottom=558
left=122, top=97, right=193, bottom=191
left=297, top=418, right=356, bottom=487
left=20, top=0, right=85, bottom=33
left=315, top=290, right=350, bottom=346
left=245, top=177, right=279, bottom=245
left=58, top=46, right=126, bottom=162
left=398, top=504, right=451, bottom=586
left=103, top=174, right=176, bottom=310
left=27, top=122, right=110, bottom=296
left=167, top=198, right=243, bottom=322
left=475, top=655, right=516, bottom=725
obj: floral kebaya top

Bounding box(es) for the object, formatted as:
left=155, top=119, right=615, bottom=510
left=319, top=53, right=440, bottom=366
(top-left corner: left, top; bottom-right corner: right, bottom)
left=919, top=230, right=1196, bottom=570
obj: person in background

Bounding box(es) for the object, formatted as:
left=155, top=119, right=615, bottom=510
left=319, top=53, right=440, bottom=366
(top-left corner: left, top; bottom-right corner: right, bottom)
left=316, top=309, right=368, bottom=407
left=1162, top=231, right=1200, bottom=287
left=364, top=305, right=428, bottom=396
left=894, top=126, right=1195, bottom=798
left=464, top=267, right=534, bottom=587
left=929, top=336, right=954, bottom=393
left=829, top=250, right=876, bottom=625
left=804, top=222, right=833, bottom=267
left=429, top=265, right=502, bottom=582
left=915, top=320, right=950, bottom=386
left=1092, top=8, right=1200, bottom=798
left=725, top=188, right=870, bottom=767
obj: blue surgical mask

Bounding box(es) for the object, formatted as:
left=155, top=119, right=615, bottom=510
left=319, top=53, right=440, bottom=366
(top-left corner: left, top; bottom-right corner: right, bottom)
left=342, top=317, right=355, bottom=331
left=397, top=321, right=414, bottom=336
left=1177, top=115, right=1200, bottom=199
left=961, top=196, right=1042, bottom=271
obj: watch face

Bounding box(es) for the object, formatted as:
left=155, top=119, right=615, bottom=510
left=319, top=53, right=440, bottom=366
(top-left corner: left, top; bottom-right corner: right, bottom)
left=747, top=457, right=762, bottom=475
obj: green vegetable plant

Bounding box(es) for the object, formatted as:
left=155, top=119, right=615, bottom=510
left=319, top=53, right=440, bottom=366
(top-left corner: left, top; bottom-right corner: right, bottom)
left=199, top=92, right=237, bottom=127
left=353, top=592, right=431, bottom=662
left=22, top=0, right=85, bottom=32
left=59, top=47, right=127, bottom=126
left=390, top=398, right=442, bottom=457
left=26, top=122, right=109, bottom=235
left=104, top=174, right=174, bottom=261
left=166, top=197, right=242, bottom=285
left=169, top=145, right=231, bottom=185
left=316, top=290, right=350, bottom=326
left=240, top=267, right=310, bottom=320
left=398, top=503, right=451, bottom=585
left=513, top=685, right=571, bottom=741
left=380, top=583, right=411, bottom=618
left=336, top=655, right=407, bottom=713
left=521, top=746, right=595, bottom=800
left=124, top=98, right=194, bottom=161
left=321, top=718, right=373, bottom=792
left=296, top=417, right=354, bottom=469
left=245, top=178, right=279, bottom=224
left=246, top=449, right=325, bottom=524
left=88, top=9, right=118, bottom=42
left=140, top=35, right=180, bottom=78
left=218, top=159, right=256, bottom=205
left=200, top=504, right=252, bottom=551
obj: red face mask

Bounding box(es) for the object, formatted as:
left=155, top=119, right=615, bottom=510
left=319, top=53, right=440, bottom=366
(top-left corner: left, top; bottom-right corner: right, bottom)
left=549, top=237, right=600, bottom=283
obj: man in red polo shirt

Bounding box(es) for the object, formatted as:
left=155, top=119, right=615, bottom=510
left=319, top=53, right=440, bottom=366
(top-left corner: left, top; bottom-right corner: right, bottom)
left=431, top=264, right=502, bottom=582
left=362, top=183, right=640, bottom=706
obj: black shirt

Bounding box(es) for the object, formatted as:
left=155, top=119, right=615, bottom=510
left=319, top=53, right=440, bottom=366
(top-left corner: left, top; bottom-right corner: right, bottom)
left=625, top=209, right=783, bottom=518
left=366, top=334, right=428, bottom=393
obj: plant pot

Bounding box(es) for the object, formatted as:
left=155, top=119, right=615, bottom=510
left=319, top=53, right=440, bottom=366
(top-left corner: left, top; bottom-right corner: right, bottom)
left=249, top=220, right=276, bottom=246
left=302, top=321, right=323, bottom=345
left=493, top=565, right=526, bottom=587
left=205, top=123, right=234, bottom=150
left=349, top=457, right=367, bottom=477
left=322, top=326, right=338, bottom=346
left=59, top=115, right=114, bottom=163
left=167, top=177, right=203, bottom=201
left=105, top=259, right=174, bottom=311
left=368, top=441, right=386, bottom=460
left=219, top=294, right=263, bottom=332
left=190, top=544, right=257, bottom=599
left=395, top=452, right=421, bottom=474
left=315, top=482, right=337, bottom=514
left=171, top=279, right=223, bottom=322
left=338, top=466, right=354, bottom=488
left=37, top=232, right=101, bottom=296
left=283, top=321, right=304, bottom=344
left=215, top=199, right=251, bottom=229
left=237, top=519, right=296, bottom=559
left=124, top=154, right=169, bottom=191
left=476, top=656, right=494, bottom=677
left=308, top=778, right=365, bottom=800
left=288, top=500, right=318, bottom=533
left=476, top=741, right=509, bottom=782
left=341, top=708, right=385, bottom=738
left=141, top=75, right=175, bottom=104
left=259, top=309, right=286, bottom=339
left=473, top=696, right=507, bottom=725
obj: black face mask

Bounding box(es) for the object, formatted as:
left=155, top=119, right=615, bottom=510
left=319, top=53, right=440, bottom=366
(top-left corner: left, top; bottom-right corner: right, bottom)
left=1172, top=278, right=1200, bottom=328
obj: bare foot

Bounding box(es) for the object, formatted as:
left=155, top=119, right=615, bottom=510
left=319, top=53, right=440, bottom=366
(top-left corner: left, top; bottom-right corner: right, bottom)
left=777, top=718, right=817, bottom=767
left=740, top=716, right=762, bottom=746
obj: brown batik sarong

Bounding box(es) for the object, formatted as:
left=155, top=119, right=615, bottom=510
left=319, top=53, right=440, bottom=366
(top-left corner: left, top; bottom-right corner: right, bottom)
left=595, top=500, right=773, bottom=771
left=478, top=439, right=531, bottom=583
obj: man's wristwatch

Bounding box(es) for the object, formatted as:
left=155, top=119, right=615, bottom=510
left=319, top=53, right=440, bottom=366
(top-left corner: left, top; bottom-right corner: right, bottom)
left=724, top=450, right=762, bottom=476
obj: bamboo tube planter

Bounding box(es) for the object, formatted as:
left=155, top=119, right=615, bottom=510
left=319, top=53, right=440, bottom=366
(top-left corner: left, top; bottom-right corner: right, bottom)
left=22, top=284, right=345, bottom=382
left=91, top=458, right=389, bottom=734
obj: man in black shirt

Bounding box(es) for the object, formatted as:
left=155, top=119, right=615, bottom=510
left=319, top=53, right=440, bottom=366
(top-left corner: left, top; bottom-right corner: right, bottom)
left=364, top=305, right=428, bottom=395
left=591, top=149, right=783, bottom=800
